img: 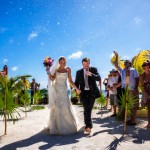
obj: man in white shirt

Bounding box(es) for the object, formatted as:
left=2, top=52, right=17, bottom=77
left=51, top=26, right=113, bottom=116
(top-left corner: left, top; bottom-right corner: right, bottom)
left=113, top=51, right=139, bottom=125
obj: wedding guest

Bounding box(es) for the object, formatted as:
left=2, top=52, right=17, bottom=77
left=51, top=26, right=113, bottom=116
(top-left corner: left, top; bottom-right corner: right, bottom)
left=30, top=78, right=40, bottom=105
left=107, top=69, right=119, bottom=116
left=103, top=78, right=108, bottom=91
left=0, top=65, right=8, bottom=76
left=103, top=75, right=111, bottom=109
left=113, top=70, right=123, bottom=119
left=140, top=61, right=150, bottom=128
left=113, top=51, right=139, bottom=125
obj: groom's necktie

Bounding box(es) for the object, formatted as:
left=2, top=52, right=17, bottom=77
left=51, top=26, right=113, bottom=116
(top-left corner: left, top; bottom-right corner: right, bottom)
left=85, top=69, right=89, bottom=89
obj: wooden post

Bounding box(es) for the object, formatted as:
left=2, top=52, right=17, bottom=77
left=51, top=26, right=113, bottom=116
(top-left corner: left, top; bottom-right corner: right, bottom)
left=124, top=90, right=127, bottom=134
left=124, top=87, right=129, bottom=134
left=23, top=78, right=27, bottom=117
left=3, top=65, right=8, bottom=135
left=4, top=74, right=7, bottom=135
left=101, top=104, right=103, bottom=118
left=124, top=69, right=130, bottom=134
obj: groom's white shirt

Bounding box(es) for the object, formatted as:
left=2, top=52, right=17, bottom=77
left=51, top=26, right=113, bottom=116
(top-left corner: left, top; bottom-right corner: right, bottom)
left=84, top=69, right=90, bottom=90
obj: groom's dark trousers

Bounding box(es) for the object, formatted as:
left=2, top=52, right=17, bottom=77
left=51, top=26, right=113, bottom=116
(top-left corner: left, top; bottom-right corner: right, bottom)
left=82, top=90, right=95, bottom=128
left=75, top=67, right=101, bottom=129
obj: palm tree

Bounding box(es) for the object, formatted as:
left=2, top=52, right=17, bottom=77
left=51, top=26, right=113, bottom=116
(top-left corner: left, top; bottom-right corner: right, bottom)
left=0, top=75, right=31, bottom=134
left=17, top=75, right=31, bottom=117
left=33, top=90, right=43, bottom=105
left=132, top=50, right=150, bottom=75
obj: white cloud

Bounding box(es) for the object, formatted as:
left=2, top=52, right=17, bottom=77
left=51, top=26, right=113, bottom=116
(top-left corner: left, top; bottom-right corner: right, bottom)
left=3, top=59, right=8, bottom=64
left=12, top=66, right=18, bottom=71
left=68, top=51, right=83, bottom=59
left=28, top=32, right=38, bottom=41
left=134, top=17, right=141, bottom=24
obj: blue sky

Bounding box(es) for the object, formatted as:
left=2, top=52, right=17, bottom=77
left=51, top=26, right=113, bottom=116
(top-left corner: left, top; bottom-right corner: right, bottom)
left=0, top=0, right=150, bottom=89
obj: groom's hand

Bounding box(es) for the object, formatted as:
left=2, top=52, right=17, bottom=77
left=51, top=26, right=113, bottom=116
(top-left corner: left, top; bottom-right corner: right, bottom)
left=86, top=71, right=92, bottom=76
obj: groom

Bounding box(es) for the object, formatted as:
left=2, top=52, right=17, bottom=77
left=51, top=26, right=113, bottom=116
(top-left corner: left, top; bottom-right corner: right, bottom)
left=75, top=58, right=101, bottom=133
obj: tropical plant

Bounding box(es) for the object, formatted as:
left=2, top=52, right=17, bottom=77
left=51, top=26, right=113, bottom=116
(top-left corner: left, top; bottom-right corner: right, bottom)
left=118, top=88, right=138, bottom=134
left=40, top=88, right=48, bottom=104
left=0, top=75, right=31, bottom=134
left=70, top=86, right=80, bottom=104
left=30, top=105, right=45, bottom=110
left=19, top=91, right=31, bottom=108
left=132, top=50, right=150, bottom=75
left=33, top=90, right=43, bottom=105
left=0, top=76, right=20, bottom=135
left=95, top=93, right=106, bottom=117
left=16, top=75, right=31, bottom=117
left=111, top=54, right=125, bottom=69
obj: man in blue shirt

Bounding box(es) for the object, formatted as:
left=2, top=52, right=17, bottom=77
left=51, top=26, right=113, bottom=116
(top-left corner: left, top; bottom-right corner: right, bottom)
left=113, top=51, right=139, bottom=125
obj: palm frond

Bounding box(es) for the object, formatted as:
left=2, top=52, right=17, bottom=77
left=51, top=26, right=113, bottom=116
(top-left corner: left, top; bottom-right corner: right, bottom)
left=33, top=91, right=43, bottom=104
left=95, top=93, right=106, bottom=107
left=19, top=91, right=30, bottom=105
left=111, top=54, right=125, bottom=69
left=118, top=88, right=138, bottom=117
left=132, top=50, right=150, bottom=75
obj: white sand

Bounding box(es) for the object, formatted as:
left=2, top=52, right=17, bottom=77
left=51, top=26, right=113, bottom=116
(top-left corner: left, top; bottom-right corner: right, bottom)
left=0, top=105, right=150, bottom=150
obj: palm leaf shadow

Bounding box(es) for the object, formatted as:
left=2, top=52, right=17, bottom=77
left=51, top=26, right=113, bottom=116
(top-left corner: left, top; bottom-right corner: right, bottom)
left=105, top=135, right=128, bottom=150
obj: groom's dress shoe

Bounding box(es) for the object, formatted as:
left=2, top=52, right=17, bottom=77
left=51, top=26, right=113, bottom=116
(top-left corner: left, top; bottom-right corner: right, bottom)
left=85, top=128, right=91, bottom=133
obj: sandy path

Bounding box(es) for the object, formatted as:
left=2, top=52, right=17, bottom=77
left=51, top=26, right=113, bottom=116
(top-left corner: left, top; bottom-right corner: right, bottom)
left=0, top=105, right=150, bottom=150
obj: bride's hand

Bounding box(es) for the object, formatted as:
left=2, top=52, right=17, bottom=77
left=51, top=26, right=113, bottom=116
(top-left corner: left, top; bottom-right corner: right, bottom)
left=46, top=66, right=50, bottom=74
left=76, top=89, right=81, bottom=95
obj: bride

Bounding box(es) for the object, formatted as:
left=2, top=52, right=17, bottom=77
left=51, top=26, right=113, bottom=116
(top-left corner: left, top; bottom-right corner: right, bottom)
left=46, top=56, right=81, bottom=135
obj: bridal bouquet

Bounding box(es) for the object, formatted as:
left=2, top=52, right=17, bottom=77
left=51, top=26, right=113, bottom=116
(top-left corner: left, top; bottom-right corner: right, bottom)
left=43, top=57, right=54, bottom=68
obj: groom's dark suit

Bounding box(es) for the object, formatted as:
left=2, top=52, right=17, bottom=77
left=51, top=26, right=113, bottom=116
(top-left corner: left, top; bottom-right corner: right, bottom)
left=75, top=67, right=101, bottom=129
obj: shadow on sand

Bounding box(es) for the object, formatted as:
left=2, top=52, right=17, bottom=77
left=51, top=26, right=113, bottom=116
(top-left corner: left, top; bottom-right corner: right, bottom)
left=0, top=127, right=89, bottom=150
left=91, top=116, right=150, bottom=149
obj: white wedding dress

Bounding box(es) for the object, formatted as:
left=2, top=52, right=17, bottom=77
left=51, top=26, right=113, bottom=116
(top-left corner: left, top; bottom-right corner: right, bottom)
left=47, top=71, right=79, bottom=135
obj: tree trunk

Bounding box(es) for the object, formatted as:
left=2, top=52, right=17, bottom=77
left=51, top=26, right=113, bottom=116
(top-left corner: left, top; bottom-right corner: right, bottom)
left=124, top=101, right=127, bottom=134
